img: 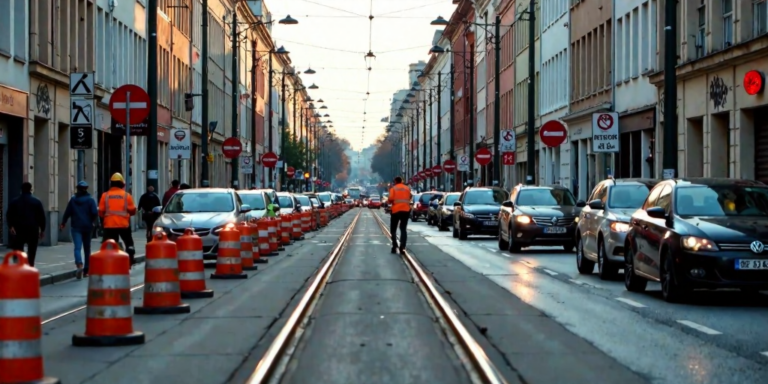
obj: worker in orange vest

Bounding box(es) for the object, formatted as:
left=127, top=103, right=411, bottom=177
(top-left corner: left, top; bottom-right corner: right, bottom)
left=99, top=172, right=138, bottom=265
left=387, top=176, right=412, bottom=254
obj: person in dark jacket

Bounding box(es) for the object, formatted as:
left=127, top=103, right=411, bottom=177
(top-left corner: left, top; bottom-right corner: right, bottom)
left=179, top=183, right=191, bottom=190
left=138, top=185, right=162, bottom=242
left=162, top=180, right=181, bottom=207
left=59, top=181, right=99, bottom=279
left=7, top=182, right=46, bottom=266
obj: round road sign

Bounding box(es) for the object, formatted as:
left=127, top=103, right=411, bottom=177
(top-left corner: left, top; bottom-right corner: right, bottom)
left=222, top=137, right=243, bottom=159
left=595, top=113, right=614, bottom=131
left=432, top=164, right=443, bottom=175
left=475, top=148, right=492, bottom=166
left=425, top=168, right=433, bottom=177
left=287, top=166, right=295, bottom=177
left=443, top=159, right=457, bottom=173
left=540, top=120, right=568, bottom=148
left=261, top=152, right=278, bottom=168
left=109, top=84, right=151, bottom=125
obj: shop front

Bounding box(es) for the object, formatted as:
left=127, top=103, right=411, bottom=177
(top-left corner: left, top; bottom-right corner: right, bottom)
left=616, top=108, right=656, bottom=179
left=512, top=132, right=538, bottom=187
left=0, top=84, right=27, bottom=245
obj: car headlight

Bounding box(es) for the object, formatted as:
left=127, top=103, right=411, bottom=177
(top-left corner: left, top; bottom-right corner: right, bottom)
left=681, top=236, right=719, bottom=251
left=610, top=222, right=631, bottom=232
left=461, top=211, right=475, bottom=218
left=516, top=215, right=532, bottom=224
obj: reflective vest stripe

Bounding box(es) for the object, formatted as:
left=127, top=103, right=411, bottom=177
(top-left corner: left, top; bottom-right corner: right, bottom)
left=106, top=191, right=129, bottom=217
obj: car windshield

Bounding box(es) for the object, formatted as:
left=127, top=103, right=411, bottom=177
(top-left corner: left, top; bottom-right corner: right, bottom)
left=609, top=185, right=651, bottom=209
left=277, top=196, right=294, bottom=207
left=309, top=197, right=320, bottom=206
left=165, top=192, right=234, bottom=213
left=318, top=194, right=331, bottom=203
left=296, top=195, right=310, bottom=206
left=239, top=194, right=266, bottom=210
left=464, top=189, right=509, bottom=205
left=419, top=194, right=433, bottom=203
left=444, top=194, right=460, bottom=205
left=676, top=185, right=768, bottom=216
left=517, top=188, right=576, bottom=206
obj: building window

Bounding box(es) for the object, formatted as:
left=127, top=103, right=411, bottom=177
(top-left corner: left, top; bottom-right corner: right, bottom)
left=697, top=1, right=707, bottom=58
left=631, top=8, right=640, bottom=77
left=616, top=18, right=624, bottom=82
left=755, top=0, right=767, bottom=36
left=723, top=0, right=733, bottom=47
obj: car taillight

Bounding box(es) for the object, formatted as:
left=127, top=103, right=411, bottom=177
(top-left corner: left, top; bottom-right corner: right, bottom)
left=416, top=202, right=421, bottom=209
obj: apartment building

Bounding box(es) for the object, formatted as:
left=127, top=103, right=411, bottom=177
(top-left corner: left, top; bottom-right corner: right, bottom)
left=474, top=0, right=495, bottom=186
left=561, top=0, right=613, bottom=201
left=0, top=0, right=28, bottom=245
left=446, top=0, right=474, bottom=190
left=539, top=0, right=570, bottom=187
left=497, top=0, right=515, bottom=190
left=648, top=0, right=768, bottom=182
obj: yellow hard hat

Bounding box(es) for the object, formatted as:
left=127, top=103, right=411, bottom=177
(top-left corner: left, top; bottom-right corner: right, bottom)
left=110, top=173, right=125, bottom=182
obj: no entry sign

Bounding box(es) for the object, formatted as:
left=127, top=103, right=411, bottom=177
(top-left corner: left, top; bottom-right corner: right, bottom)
left=425, top=168, right=433, bottom=177
left=287, top=166, right=295, bottom=177
left=222, top=137, right=242, bottom=159
left=443, top=159, right=456, bottom=173
left=261, top=152, right=278, bottom=168
left=540, top=120, right=568, bottom=148
left=475, top=148, right=492, bottom=166
left=432, top=164, right=442, bottom=175
left=109, top=84, right=150, bottom=125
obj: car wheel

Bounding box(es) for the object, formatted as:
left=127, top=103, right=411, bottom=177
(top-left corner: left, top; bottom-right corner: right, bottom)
left=452, top=224, right=459, bottom=238
left=563, top=242, right=575, bottom=252
left=508, top=224, right=522, bottom=253
left=576, top=236, right=595, bottom=274
left=498, top=226, right=509, bottom=250
left=623, top=245, right=648, bottom=292
left=661, top=250, right=688, bottom=303
left=597, top=239, right=619, bottom=280
left=458, top=224, right=468, bottom=240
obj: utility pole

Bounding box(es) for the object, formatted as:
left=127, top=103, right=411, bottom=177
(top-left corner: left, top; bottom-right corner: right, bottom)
left=201, top=0, right=210, bottom=187
left=428, top=90, right=433, bottom=189
left=230, top=10, right=239, bottom=188
left=468, top=45, right=475, bottom=186
left=147, top=0, right=159, bottom=191
left=436, top=73, right=442, bottom=189
left=280, top=71, right=287, bottom=190
left=663, top=0, right=677, bottom=178
left=526, top=1, right=536, bottom=185
left=422, top=98, right=427, bottom=189
left=251, top=41, right=257, bottom=187
left=492, top=14, right=501, bottom=186
left=268, top=52, right=274, bottom=188
left=449, top=59, right=455, bottom=190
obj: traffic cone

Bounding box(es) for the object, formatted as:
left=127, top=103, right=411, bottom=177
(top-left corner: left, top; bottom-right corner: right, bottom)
left=257, top=219, right=271, bottom=257
left=280, top=215, right=292, bottom=245
left=237, top=222, right=258, bottom=271
left=292, top=213, right=303, bottom=240
left=250, top=220, right=268, bottom=264
left=176, top=229, right=214, bottom=299
left=134, top=232, right=190, bottom=314
left=211, top=224, right=248, bottom=279
left=320, top=208, right=328, bottom=227
left=300, top=211, right=310, bottom=233
left=267, top=219, right=279, bottom=254
left=0, top=251, right=61, bottom=384
left=275, top=216, right=286, bottom=251
left=73, top=241, right=145, bottom=346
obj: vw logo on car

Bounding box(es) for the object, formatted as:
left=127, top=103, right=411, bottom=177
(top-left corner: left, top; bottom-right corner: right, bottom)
left=750, top=240, right=765, bottom=254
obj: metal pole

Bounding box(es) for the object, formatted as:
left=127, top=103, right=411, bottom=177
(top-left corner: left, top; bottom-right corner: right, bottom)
left=77, top=150, right=85, bottom=182
left=201, top=0, right=210, bottom=187
left=526, top=2, right=536, bottom=185
left=493, top=14, right=501, bottom=186
left=663, top=0, right=677, bottom=178
left=468, top=47, right=475, bottom=186
left=293, top=93, right=297, bottom=139
left=268, top=52, right=274, bottom=188
left=251, top=41, right=257, bottom=187
left=147, top=0, right=159, bottom=191
left=230, top=11, right=239, bottom=188
left=436, top=72, right=442, bottom=189
left=280, top=71, right=286, bottom=190
left=126, top=92, right=131, bottom=194
left=427, top=94, right=432, bottom=188
left=449, top=60, right=455, bottom=189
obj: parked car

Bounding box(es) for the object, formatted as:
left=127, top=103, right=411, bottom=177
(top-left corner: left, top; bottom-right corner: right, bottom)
left=498, top=185, right=584, bottom=252
left=154, top=188, right=252, bottom=258
left=453, top=187, right=509, bottom=240
left=276, top=192, right=301, bottom=215
left=411, top=193, right=434, bottom=221
left=575, top=178, right=658, bottom=280
left=426, top=193, right=444, bottom=225
left=345, top=198, right=354, bottom=205
left=624, top=178, right=768, bottom=302
left=294, top=194, right=319, bottom=230
left=238, top=189, right=274, bottom=220
left=435, top=192, right=461, bottom=231
left=317, top=192, right=333, bottom=207
left=368, top=196, right=382, bottom=209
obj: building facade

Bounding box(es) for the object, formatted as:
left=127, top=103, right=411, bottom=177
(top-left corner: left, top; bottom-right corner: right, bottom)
left=497, top=0, right=515, bottom=190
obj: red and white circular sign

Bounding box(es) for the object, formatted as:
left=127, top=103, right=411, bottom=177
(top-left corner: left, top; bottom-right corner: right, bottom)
left=261, top=151, right=278, bottom=168
left=475, top=148, right=492, bottom=166
left=222, top=137, right=243, bottom=159
left=539, top=120, right=568, bottom=148
left=109, top=84, right=150, bottom=125
left=442, top=159, right=456, bottom=173
left=425, top=168, right=433, bottom=177
left=286, top=166, right=295, bottom=177
left=595, top=113, right=614, bottom=131
left=432, top=164, right=442, bottom=175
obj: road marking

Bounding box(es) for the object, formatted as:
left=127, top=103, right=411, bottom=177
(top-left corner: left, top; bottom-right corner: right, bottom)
left=519, top=260, right=534, bottom=267
left=543, top=269, right=558, bottom=276
left=614, top=298, right=647, bottom=308
left=676, top=320, right=722, bottom=335
left=568, top=279, right=585, bottom=285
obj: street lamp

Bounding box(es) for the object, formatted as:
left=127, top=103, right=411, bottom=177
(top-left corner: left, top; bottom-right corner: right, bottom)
left=309, top=83, right=319, bottom=90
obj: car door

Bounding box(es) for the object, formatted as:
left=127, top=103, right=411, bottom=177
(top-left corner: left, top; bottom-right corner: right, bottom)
left=500, top=187, right=518, bottom=240
left=582, top=183, right=606, bottom=257
left=454, top=191, right=466, bottom=228
left=642, top=184, right=672, bottom=277
left=633, top=183, right=664, bottom=275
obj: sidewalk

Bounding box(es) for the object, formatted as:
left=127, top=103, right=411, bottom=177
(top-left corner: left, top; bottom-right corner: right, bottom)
left=1, top=229, right=148, bottom=286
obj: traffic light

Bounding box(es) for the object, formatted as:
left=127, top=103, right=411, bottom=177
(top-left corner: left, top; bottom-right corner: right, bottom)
left=303, top=172, right=310, bottom=179
left=184, top=93, right=194, bottom=111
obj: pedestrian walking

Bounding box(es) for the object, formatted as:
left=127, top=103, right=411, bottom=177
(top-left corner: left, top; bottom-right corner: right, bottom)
left=7, top=182, right=46, bottom=266
left=60, top=181, right=99, bottom=279
left=162, top=179, right=181, bottom=207
left=138, top=185, right=161, bottom=242
left=387, top=176, right=412, bottom=254
left=99, top=173, right=138, bottom=265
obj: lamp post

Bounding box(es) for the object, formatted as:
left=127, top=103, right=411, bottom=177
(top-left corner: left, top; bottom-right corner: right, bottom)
left=663, top=0, right=677, bottom=177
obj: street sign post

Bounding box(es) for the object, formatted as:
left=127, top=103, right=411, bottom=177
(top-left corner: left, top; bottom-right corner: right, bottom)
left=109, top=84, right=150, bottom=125
left=70, top=72, right=95, bottom=183
left=502, top=152, right=516, bottom=165
left=500, top=130, right=515, bottom=151
left=70, top=126, right=92, bottom=150
left=443, top=159, right=456, bottom=173
left=222, top=137, right=243, bottom=158
left=475, top=148, right=492, bottom=167
left=169, top=128, right=191, bottom=159
left=261, top=152, right=278, bottom=168
left=70, top=99, right=93, bottom=127
left=432, top=164, right=443, bottom=175
left=425, top=168, right=433, bottom=177
left=241, top=156, right=253, bottom=174
left=457, top=155, right=469, bottom=172
left=69, top=73, right=94, bottom=97
left=540, top=120, right=568, bottom=148
left=286, top=166, right=295, bottom=177
left=592, top=112, right=619, bottom=152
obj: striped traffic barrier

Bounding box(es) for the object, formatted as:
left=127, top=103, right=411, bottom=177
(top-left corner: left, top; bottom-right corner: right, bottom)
left=210, top=224, right=248, bottom=279
left=250, top=219, right=268, bottom=264
left=256, top=219, right=271, bottom=257
left=267, top=219, right=279, bottom=254
left=176, top=229, right=214, bottom=299
left=291, top=212, right=303, bottom=240
left=280, top=215, right=292, bottom=245
left=134, top=232, right=190, bottom=314
left=238, top=222, right=258, bottom=271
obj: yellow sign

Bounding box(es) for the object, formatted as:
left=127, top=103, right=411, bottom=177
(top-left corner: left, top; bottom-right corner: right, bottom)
left=207, top=154, right=214, bottom=163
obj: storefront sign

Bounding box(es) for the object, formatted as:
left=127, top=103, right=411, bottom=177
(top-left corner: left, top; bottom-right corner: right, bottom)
left=0, top=85, right=27, bottom=118
left=112, top=117, right=149, bottom=136
left=592, top=112, right=619, bottom=153
left=744, top=70, right=764, bottom=96
left=169, top=127, right=191, bottom=159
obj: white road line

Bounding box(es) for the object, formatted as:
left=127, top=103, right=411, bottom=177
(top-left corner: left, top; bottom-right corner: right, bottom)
left=519, top=260, right=534, bottom=266
left=568, top=279, right=585, bottom=285
left=543, top=269, right=558, bottom=276
left=614, top=297, right=647, bottom=308
left=760, top=352, right=768, bottom=358
left=676, top=320, right=722, bottom=335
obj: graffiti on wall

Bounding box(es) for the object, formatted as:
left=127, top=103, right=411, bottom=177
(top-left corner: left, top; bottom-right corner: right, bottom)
left=35, top=83, right=51, bottom=118
left=709, top=75, right=729, bottom=110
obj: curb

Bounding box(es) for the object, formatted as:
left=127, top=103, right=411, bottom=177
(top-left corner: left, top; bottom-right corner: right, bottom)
left=39, top=254, right=147, bottom=287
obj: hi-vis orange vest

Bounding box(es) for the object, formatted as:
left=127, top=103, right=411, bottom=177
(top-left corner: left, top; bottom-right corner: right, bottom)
left=388, top=183, right=412, bottom=214
left=99, top=187, right=137, bottom=228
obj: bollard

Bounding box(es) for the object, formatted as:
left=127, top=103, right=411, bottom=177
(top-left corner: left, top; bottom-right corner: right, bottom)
left=301, top=211, right=311, bottom=233
left=267, top=219, right=279, bottom=254
left=292, top=212, right=303, bottom=240
left=176, top=229, right=214, bottom=299
left=280, top=215, right=292, bottom=245
left=250, top=219, right=268, bottom=264
left=238, top=222, right=258, bottom=271
left=135, top=232, right=191, bottom=315
left=211, top=224, right=248, bottom=279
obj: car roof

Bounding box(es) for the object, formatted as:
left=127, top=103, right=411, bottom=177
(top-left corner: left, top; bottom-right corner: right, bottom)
left=672, top=178, right=766, bottom=187
left=465, top=186, right=508, bottom=192
left=179, top=188, right=234, bottom=194
left=603, top=178, right=660, bottom=188
left=276, top=192, right=293, bottom=196
left=237, top=190, right=265, bottom=195
left=515, top=184, right=568, bottom=191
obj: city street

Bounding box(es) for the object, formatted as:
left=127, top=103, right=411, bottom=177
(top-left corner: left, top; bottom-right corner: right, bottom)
left=381, top=211, right=768, bottom=384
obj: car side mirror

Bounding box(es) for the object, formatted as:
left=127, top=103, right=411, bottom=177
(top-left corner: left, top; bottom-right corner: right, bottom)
left=576, top=200, right=588, bottom=208
left=646, top=206, right=666, bottom=219
left=240, top=204, right=252, bottom=213
left=152, top=206, right=163, bottom=214
left=453, top=201, right=462, bottom=207
left=502, top=200, right=514, bottom=208
left=587, top=199, right=603, bottom=210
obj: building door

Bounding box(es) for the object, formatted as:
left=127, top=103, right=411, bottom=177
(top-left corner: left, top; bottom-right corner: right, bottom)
left=755, top=108, right=768, bottom=184
left=97, top=131, right=123, bottom=198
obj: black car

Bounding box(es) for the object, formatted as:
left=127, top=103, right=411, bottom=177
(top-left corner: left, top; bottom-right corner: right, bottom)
left=436, top=192, right=461, bottom=231
left=452, top=187, right=509, bottom=239
left=498, top=185, right=585, bottom=252
left=624, top=178, right=768, bottom=303
left=411, top=193, right=434, bottom=221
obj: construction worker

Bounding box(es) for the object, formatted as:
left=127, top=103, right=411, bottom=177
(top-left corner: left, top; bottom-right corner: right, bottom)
left=99, top=173, right=138, bottom=265
left=387, top=176, right=412, bottom=254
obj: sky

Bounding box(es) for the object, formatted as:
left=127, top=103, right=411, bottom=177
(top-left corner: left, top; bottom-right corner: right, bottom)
left=266, top=0, right=457, bottom=151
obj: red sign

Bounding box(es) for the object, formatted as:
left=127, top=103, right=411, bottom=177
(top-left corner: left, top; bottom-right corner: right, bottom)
left=540, top=120, right=568, bottom=148
left=222, top=137, right=242, bottom=159
left=595, top=113, right=614, bottom=131
left=475, top=148, right=492, bottom=166
left=425, top=168, right=433, bottom=177
left=744, top=70, right=765, bottom=95
left=286, top=166, right=295, bottom=177
left=261, top=151, right=278, bottom=168
left=432, top=164, right=442, bottom=175
left=109, top=84, right=150, bottom=125
left=502, top=152, right=515, bottom=165
left=443, top=159, right=456, bottom=173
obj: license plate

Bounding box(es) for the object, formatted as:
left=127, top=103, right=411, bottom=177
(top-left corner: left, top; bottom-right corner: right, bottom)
left=544, top=227, right=567, bottom=234
left=735, top=259, right=768, bottom=270
left=483, top=220, right=498, bottom=226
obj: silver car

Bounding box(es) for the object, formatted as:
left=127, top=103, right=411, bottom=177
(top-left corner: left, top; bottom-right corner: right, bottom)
left=276, top=192, right=300, bottom=215
left=238, top=190, right=272, bottom=220
left=575, top=178, right=658, bottom=280
left=154, top=188, right=252, bottom=259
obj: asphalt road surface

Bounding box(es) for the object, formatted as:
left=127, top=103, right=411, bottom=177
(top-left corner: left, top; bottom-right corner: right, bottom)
left=393, top=211, right=768, bottom=384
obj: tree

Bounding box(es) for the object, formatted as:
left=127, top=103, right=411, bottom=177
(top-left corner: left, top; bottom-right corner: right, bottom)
left=282, top=131, right=314, bottom=171
left=371, top=132, right=399, bottom=181
left=316, top=128, right=351, bottom=189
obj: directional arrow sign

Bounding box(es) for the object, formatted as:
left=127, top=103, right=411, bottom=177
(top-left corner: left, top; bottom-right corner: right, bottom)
left=70, top=99, right=93, bottom=127
left=70, top=126, right=93, bottom=149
